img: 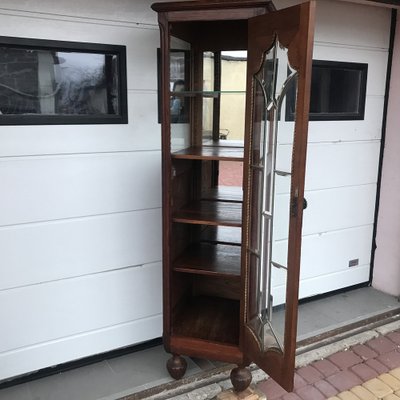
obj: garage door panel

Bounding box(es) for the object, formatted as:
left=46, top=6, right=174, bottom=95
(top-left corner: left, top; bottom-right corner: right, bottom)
left=302, top=184, right=377, bottom=236
left=313, top=45, right=388, bottom=97
left=0, top=315, right=162, bottom=382
left=314, top=1, right=391, bottom=50
left=0, top=14, right=160, bottom=92
left=0, top=92, right=161, bottom=157
left=273, top=224, right=373, bottom=283
left=0, top=152, right=161, bottom=226
left=0, top=262, right=162, bottom=352
left=0, top=209, right=162, bottom=291
left=278, top=96, right=384, bottom=145
left=300, top=225, right=374, bottom=280
left=274, top=184, right=376, bottom=241
left=298, top=265, right=370, bottom=301
left=304, top=142, right=380, bottom=192
left=276, top=141, right=380, bottom=194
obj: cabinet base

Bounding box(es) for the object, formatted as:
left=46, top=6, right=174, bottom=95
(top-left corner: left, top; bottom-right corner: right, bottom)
left=230, top=366, right=252, bottom=392
left=166, top=354, right=187, bottom=380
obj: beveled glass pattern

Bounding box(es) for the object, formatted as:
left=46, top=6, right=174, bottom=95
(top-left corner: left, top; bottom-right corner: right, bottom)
left=248, top=37, right=298, bottom=351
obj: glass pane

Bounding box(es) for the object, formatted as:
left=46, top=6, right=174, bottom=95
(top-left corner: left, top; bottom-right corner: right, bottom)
left=247, top=38, right=298, bottom=351
left=0, top=47, right=120, bottom=116
left=169, top=37, right=191, bottom=151
left=220, top=51, right=247, bottom=143
left=203, top=52, right=214, bottom=141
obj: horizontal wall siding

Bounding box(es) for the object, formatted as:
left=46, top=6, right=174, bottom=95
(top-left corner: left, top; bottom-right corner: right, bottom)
left=0, top=92, right=161, bottom=157
left=0, top=0, right=165, bottom=381
left=0, top=209, right=162, bottom=290
left=0, top=263, right=162, bottom=379
left=0, top=152, right=161, bottom=226
left=0, top=263, right=162, bottom=353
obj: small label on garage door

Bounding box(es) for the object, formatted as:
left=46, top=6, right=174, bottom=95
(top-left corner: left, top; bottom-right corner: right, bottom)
left=348, top=259, right=359, bottom=268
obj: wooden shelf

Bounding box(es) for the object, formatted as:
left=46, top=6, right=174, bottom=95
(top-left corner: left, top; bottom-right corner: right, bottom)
left=173, top=200, right=242, bottom=226
left=173, top=242, right=241, bottom=278
left=173, top=295, right=240, bottom=345
left=172, top=146, right=244, bottom=161
left=201, top=226, right=242, bottom=246
left=201, top=186, right=243, bottom=203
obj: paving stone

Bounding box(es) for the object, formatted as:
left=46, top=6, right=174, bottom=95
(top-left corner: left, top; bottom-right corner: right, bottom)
left=378, top=352, right=400, bottom=369
left=379, top=373, right=400, bottom=391
left=312, top=359, right=340, bottom=378
left=390, top=368, right=400, bottom=381
left=327, top=370, right=363, bottom=392
left=366, top=337, right=398, bottom=355
left=350, top=385, right=378, bottom=400
left=296, top=366, right=323, bottom=384
left=257, top=379, right=287, bottom=399
left=217, top=387, right=266, bottom=400
left=313, top=379, right=338, bottom=398
left=327, top=397, right=341, bottom=400
left=295, top=385, right=325, bottom=400
left=387, top=332, right=400, bottom=346
left=366, top=358, right=391, bottom=374
left=328, top=351, right=363, bottom=370
left=281, top=393, right=302, bottom=400
left=363, top=378, right=393, bottom=398
left=337, top=390, right=361, bottom=400
left=350, top=363, right=379, bottom=381
left=383, top=395, right=400, bottom=400
left=352, top=344, right=378, bottom=361
left=293, top=374, right=307, bottom=390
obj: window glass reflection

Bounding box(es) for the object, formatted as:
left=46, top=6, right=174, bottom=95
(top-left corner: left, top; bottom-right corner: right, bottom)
left=0, top=47, right=120, bottom=116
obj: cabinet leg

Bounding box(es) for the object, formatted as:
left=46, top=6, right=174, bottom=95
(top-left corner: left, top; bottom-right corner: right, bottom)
left=166, top=354, right=187, bottom=380
left=230, top=366, right=252, bottom=392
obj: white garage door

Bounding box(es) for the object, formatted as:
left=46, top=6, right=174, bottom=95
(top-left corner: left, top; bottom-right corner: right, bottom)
left=274, top=0, right=391, bottom=300
left=0, top=0, right=163, bottom=381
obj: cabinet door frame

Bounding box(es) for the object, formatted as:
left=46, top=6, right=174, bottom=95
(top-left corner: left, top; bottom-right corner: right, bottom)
left=241, top=1, right=316, bottom=391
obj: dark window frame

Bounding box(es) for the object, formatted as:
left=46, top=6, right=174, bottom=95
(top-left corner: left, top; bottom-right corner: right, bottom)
left=0, top=36, right=128, bottom=125
left=286, top=60, right=368, bottom=122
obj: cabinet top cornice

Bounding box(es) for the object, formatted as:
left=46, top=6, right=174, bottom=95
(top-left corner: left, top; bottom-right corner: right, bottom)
left=151, top=0, right=275, bottom=13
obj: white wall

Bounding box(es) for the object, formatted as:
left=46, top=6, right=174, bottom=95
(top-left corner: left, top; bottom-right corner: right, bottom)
left=0, top=0, right=166, bottom=381
left=373, top=15, right=400, bottom=297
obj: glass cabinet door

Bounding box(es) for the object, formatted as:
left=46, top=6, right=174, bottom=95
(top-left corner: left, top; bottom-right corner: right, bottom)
left=242, top=1, right=315, bottom=391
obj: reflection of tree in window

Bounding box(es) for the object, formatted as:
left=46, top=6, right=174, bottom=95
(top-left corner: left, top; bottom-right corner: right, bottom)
left=0, top=48, right=119, bottom=116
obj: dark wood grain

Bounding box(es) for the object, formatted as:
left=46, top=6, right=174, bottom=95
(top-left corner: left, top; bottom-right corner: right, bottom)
left=172, top=146, right=244, bottom=161
left=192, top=274, right=241, bottom=300
left=201, top=186, right=243, bottom=202
left=151, top=1, right=274, bottom=13
left=170, top=336, right=243, bottom=364
left=174, top=242, right=241, bottom=278
left=200, top=225, right=242, bottom=246
left=173, top=200, right=242, bottom=226
left=173, top=295, right=240, bottom=344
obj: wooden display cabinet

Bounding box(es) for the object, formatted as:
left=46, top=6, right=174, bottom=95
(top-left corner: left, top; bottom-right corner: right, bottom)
left=152, top=0, right=315, bottom=392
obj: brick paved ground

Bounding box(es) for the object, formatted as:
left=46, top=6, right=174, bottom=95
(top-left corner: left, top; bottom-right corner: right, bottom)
left=219, top=161, right=243, bottom=186
left=257, top=329, right=400, bottom=400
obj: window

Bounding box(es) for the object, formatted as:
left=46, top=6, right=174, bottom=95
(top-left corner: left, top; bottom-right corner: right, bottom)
left=286, top=60, right=368, bottom=121
left=0, top=36, right=127, bottom=125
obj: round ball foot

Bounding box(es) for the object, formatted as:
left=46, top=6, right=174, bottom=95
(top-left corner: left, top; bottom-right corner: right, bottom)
left=166, top=354, right=187, bottom=380
left=230, top=366, right=252, bottom=392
